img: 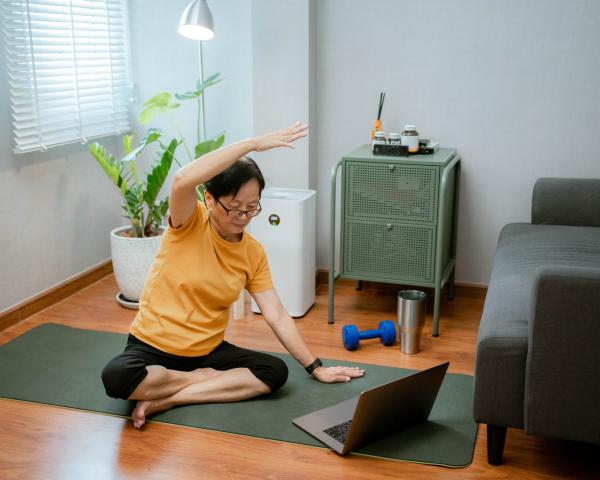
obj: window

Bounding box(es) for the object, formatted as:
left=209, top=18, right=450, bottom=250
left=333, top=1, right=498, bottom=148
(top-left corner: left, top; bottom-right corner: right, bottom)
left=1, top=0, right=132, bottom=154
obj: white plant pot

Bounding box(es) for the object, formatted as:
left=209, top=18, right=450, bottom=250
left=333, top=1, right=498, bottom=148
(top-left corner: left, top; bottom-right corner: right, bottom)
left=110, top=225, right=165, bottom=307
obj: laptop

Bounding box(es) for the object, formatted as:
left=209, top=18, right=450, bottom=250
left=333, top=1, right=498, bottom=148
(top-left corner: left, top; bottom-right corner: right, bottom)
left=292, top=362, right=449, bottom=456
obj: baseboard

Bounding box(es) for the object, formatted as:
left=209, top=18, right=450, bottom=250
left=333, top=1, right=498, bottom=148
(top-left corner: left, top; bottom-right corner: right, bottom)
left=315, top=269, right=488, bottom=295
left=0, top=259, right=113, bottom=332
left=454, top=280, right=489, bottom=289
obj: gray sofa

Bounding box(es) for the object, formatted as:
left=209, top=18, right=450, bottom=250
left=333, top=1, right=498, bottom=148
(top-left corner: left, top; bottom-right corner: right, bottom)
left=473, top=178, right=600, bottom=465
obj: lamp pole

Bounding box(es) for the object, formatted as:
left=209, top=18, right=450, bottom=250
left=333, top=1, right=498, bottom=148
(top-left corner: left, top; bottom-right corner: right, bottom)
left=197, top=40, right=206, bottom=143
left=178, top=0, right=214, bottom=145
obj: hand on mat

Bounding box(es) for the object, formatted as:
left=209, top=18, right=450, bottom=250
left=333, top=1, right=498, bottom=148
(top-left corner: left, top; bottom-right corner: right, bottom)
left=252, top=121, right=308, bottom=152
left=312, top=365, right=365, bottom=383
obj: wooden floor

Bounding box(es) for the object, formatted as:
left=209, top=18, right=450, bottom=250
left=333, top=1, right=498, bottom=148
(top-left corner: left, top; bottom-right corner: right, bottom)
left=1, top=275, right=598, bottom=480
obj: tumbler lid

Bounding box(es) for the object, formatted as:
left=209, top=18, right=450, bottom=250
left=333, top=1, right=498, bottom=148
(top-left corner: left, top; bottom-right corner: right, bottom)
left=398, top=290, right=427, bottom=301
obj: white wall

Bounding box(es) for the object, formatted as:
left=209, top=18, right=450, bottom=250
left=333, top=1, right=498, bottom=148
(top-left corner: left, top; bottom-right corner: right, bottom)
left=0, top=0, right=253, bottom=313
left=129, top=0, right=253, bottom=177
left=315, top=0, right=600, bottom=285
left=251, top=0, right=317, bottom=189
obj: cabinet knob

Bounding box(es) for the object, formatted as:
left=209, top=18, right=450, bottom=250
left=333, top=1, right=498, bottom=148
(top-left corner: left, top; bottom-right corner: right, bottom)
left=388, top=164, right=395, bottom=171
left=386, top=223, right=393, bottom=230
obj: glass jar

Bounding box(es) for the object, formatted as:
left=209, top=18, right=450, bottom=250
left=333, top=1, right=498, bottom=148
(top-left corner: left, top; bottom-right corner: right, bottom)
left=388, top=132, right=401, bottom=145
left=372, top=130, right=387, bottom=149
left=401, top=125, right=419, bottom=153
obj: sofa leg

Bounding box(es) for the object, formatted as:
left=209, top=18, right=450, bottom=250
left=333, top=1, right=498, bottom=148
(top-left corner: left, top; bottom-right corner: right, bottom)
left=487, top=424, right=507, bottom=465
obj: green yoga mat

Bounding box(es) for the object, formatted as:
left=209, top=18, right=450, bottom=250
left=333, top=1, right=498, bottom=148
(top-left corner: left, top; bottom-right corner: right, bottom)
left=0, top=324, right=477, bottom=467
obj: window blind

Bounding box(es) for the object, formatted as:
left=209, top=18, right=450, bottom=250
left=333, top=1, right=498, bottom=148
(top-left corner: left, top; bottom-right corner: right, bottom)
left=1, top=0, right=132, bottom=154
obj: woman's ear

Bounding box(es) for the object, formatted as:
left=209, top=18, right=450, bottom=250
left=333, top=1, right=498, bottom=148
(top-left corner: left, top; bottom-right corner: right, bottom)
left=204, top=191, right=213, bottom=207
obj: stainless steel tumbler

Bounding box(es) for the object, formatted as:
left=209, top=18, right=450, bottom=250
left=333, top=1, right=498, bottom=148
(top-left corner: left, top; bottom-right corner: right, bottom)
left=397, top=290, right=427, bottom=354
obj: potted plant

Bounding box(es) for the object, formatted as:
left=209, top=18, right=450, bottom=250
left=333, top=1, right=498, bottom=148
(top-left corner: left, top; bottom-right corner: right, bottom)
left=90, top=130, right=177, bottom=307
left=90, top=74, right=226, bottom=308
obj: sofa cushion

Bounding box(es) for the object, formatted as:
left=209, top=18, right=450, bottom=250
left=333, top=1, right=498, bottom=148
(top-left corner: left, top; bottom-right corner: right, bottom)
left=526, top=266, right=600, bottom=443
left=474, top=222, right=600, bottom=427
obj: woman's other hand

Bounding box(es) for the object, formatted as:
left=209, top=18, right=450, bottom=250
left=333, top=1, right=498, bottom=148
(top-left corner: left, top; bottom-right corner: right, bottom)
left=252, top=121, right=308, bottom=152
left=311, top=366, right=365, bottom=383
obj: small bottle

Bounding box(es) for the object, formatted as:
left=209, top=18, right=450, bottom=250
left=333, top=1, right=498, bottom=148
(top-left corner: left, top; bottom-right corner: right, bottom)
left=372, top=130, right=386, bottom=151
left=388, top=132, right=401, bottom=145
left=401, top=125, right=419, bottom=153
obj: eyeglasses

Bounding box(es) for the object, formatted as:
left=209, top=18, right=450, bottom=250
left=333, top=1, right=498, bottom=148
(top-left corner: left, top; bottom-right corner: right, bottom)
left=217, top=199, right=262, bottom=218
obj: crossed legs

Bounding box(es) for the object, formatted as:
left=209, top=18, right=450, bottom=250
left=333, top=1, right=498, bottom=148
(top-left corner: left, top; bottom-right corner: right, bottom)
left=102, top=336, right=288, bottom=429
left=128, top=365, right=272, bottom=428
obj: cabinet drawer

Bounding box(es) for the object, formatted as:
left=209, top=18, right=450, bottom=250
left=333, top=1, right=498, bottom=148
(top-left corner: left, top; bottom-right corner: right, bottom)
left=342, top=220, right=435, bottom=283
left=344, top=161, right=439, bottom=224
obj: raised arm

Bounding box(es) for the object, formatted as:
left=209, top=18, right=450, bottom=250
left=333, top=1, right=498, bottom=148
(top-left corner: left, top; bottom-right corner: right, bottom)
left=169, top=122, right=308, bottom=228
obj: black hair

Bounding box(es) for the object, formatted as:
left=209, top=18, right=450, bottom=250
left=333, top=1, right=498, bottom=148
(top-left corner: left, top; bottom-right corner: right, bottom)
left=204, top=156, right=265, bottom=200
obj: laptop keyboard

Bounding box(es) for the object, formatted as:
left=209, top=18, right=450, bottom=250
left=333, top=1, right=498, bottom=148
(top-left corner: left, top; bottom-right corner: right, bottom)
left=323, top=420, right=353, bottom=443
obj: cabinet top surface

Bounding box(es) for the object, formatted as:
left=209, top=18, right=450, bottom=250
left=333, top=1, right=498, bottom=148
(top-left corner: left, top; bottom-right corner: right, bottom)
left=343, top=145, right=458, bottom=166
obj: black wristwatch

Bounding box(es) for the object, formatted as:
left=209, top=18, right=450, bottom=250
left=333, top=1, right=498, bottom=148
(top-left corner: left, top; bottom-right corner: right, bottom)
left=305, top=358, right=323, bottom=376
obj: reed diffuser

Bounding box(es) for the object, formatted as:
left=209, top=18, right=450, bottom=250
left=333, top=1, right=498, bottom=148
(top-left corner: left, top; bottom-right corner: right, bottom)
left=370, top=92, right=386, bottom=141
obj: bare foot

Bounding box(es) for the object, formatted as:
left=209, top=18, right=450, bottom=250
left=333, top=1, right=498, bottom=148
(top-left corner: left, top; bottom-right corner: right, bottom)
left=131, top=399, right=169, bottom=429
left=131, top=369, right=222, bottom=429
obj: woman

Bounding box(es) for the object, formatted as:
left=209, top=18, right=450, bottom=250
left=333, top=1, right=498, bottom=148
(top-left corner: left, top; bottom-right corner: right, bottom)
left=102, top=122, right=364, bottom=429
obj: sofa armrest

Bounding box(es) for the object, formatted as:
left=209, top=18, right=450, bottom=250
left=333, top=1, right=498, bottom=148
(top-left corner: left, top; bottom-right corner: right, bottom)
left=525, top=266, right=600, bottom=444
left=531, top=178, right=600, bottom=227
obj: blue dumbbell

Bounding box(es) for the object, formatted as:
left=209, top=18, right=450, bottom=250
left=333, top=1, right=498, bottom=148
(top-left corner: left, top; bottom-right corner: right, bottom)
left=342, top=320, right=397, bottom=351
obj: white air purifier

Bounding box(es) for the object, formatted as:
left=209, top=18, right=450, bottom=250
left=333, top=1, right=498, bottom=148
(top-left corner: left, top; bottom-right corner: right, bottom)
left=249, top=187, right=316, bottom=317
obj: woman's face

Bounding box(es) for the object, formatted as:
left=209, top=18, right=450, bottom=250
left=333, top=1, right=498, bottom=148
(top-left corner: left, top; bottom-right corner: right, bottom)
left=205, top=178, right=261, bottom=240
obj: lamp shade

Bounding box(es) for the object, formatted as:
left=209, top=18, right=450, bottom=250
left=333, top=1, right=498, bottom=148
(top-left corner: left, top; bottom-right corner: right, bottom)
left=178, top=0, right=214, bottom=40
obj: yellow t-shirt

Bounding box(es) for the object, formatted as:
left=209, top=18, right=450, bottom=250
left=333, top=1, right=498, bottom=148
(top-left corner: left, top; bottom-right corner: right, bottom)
left=129, top=200, right=273, bottom=356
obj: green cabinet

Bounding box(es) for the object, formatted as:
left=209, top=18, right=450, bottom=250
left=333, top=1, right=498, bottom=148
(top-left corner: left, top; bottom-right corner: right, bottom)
left=329, top=145, right=461, bottom=336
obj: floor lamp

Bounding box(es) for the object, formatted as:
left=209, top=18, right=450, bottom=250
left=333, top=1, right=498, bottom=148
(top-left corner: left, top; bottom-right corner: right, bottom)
left=178, top=0, right=214, bottom=142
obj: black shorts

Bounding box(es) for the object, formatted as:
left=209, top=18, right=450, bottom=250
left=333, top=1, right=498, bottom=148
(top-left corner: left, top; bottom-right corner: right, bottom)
left=101, top=334, right=289, bottom=400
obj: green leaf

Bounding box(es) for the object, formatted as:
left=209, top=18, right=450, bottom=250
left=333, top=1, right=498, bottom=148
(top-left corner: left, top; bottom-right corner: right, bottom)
left=138, top=106, right=161, bottom=125
left=174, top=73, right=223, bottom=103
left=146, top=197, right=170, bottom=231
left=89, top=143, right=128, bottom=196
left=159, top=196, right=169, bottom=217
left=174, top=92, right=199, bottom=100
left=142, top=92, right=171, bottom=108
left=122, top=134, right=133, bottom=155
left=138, top=92, right=180, bottom=124
left=121, top=128, right=162, bottom=164
left=194, top=132, right=225, bottom=158
left=142, top=139, right=178, bottom=208
left=122, top=185, right=145, bottom=236
left=196, top=72, right=222, bottom=92
left=195, top=184, right=206, bottom=202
